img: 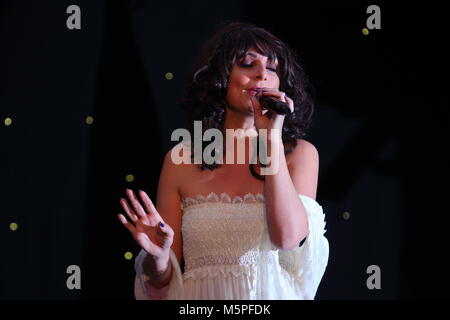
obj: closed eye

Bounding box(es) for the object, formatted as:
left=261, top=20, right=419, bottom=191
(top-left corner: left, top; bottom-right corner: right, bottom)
left=240, top=63, right=277, bottom=72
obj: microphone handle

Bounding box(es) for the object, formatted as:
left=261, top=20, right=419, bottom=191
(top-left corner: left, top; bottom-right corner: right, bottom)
left=258, top=96, right=291, bottom=115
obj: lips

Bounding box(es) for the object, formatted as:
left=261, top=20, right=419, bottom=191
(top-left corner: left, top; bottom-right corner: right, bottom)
left=244, top=88, right=259, bottom=96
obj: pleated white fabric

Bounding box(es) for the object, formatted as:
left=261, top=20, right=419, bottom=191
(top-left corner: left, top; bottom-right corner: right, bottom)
left=134, top=193, right=329, bottom=300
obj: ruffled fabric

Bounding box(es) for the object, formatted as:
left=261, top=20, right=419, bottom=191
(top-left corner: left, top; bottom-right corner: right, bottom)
left=134, top=193, right=329, bottom=300
left=134, top=249, right=184, bottom=300
left=254, top=195, right=329, bottom=299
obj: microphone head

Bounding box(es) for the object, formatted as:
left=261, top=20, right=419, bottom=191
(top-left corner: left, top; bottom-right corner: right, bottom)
left=258, top=96, right=291, bottom=115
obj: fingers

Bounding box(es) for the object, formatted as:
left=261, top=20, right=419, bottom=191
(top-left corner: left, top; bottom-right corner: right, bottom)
left=125, top=189, right=148, bottom=219
left=117, top=213, right=136, bottom=234
left=255, top=88, right=294, bottom=113
left=120, top=197, right=138, bottom=222
left=284, top=94, right=294, bottom=113
left=157, top=221, right=173, bottom=237
left=255, top=88, right=285, bottom=102
left=156, top=221, right=174, bottom=250
left=138, top=190, right=163, bottom=223
left=250, top=95, right=263, bottom=116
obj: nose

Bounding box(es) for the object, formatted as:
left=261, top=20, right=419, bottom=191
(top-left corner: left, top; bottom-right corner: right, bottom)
left=254, top=63, right=268, bottom=81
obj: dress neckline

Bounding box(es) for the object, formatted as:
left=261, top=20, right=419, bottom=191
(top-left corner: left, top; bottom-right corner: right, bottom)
left=181, top=192, right=266, bottom=209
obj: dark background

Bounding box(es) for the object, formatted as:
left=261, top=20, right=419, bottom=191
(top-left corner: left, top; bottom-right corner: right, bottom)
left=1, top=0, right=448, bottom=299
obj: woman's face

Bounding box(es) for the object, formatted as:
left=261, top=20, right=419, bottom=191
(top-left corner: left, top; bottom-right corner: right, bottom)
left=226, top=47, right=280, bottom=114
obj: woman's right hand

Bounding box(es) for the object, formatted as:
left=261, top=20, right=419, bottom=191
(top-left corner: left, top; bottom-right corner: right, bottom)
left=117, top=189, right=174, bottom=260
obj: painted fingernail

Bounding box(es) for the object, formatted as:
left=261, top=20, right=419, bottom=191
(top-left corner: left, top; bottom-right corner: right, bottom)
left=138, top=189, right=143, bottom=193
left=159, top=222, right=165, bottom=228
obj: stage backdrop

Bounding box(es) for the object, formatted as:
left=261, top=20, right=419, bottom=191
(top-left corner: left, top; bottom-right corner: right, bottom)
left=1, top=0, right=448, bottom=299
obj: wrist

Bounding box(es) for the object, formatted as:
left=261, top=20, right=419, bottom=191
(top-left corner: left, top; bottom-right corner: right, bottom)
left=146, top=258, right=173, bottom=289
left=267, top=128, right=282, bottom=142
left=266, top=137, right=284, bottom=156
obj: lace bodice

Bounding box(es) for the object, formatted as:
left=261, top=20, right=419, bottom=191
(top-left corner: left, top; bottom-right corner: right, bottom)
left=181, top=192, right=266, bottom=209
left=180, top=192, right=267, bottom=276
left=134, top=192, right=330, bottom=300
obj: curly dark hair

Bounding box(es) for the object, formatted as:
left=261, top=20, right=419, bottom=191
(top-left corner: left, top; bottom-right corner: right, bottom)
left=180, top=21, right=314, bottom=179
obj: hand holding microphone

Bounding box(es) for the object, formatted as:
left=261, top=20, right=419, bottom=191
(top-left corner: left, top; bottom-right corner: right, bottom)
left=243, top=88, right=293, bottom=116
left=258, top=95, right=291, bottom=115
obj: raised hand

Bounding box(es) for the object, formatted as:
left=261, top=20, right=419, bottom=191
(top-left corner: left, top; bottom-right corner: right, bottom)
left=117, top=189, right=174, bottom=259
left=250, top=88, right=294, bottom=132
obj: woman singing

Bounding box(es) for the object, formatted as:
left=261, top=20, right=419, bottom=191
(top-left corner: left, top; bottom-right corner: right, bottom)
left=117, top=21, right=329, bottom=300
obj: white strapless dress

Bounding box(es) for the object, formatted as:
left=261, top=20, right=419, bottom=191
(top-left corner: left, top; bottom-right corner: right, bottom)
left=134, top=192, right=329, bottom=300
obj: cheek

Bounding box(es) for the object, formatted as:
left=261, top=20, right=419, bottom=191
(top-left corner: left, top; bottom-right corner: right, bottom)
left=270, top=75, right=280, bottom=88
left=227, top=73, right=248, bottom=98
left=229, top=71, right=248, bottom=87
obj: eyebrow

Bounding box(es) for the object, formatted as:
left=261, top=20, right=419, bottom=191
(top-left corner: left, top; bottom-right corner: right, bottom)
left=246, top=52, right=260, bottom=58
left=245, top=52, right=277, bottom=64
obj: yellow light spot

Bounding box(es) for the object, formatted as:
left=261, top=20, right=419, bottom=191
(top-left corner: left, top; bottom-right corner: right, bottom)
left=362, top=28, right=369, bottom=36
left=85, top=116, right=94, bottom=125
left=10, top=222, right=18, bottom=231
left=124, top=252, right=133, bottom=260
left=125, top=174, right=135, bottom=183
left=342, top=211, right=351, bottom=220
left=165, top=72, right=174, bottom=80
left=4, top=117, right=12, bottom=126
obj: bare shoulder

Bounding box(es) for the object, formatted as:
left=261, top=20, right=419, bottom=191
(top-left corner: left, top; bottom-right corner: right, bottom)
left=286, top=139, right=319, bottom=199
left=287, top=139, right=319, bottom=167
left=165, top=141, right=189, bottom=169
left=163, top=142, right=195, bottom=193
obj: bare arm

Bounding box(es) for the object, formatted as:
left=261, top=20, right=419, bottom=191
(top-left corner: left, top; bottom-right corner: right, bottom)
left=144, top=149, right=183, bottom=287
left=264, top=139, right=319, bottom=250
left=118, top=149, right=183, bottom=288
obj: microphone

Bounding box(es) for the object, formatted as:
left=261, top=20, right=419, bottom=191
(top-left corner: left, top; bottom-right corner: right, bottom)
left=258, top=96, right=291, bottom=116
